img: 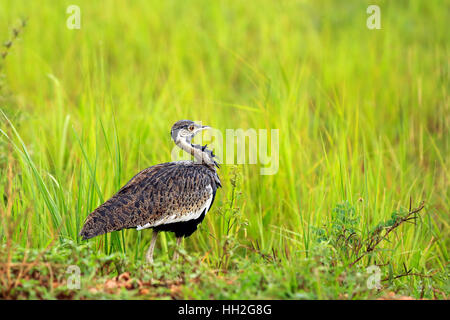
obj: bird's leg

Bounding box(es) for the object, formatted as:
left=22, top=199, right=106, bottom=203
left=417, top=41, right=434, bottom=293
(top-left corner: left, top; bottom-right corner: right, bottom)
left=173, top=237, right=183, bottom=261
left=146, top=230, right=158, bottom=264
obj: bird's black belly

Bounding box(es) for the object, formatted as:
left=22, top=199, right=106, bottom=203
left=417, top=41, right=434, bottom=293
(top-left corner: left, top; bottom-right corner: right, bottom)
left=152, top=189, right=216, bottom=238
left=153, top=210, right=207, bottom=238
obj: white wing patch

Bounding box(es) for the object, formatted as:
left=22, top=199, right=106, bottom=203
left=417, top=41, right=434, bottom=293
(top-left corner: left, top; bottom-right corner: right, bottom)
left=136, top=185, right=213, bottom=230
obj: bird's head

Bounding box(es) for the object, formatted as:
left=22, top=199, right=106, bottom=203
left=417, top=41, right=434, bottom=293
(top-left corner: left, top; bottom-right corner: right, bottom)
left=171, top=120, right=210, bottom=144
left=171, top=120, right=219, bottom=169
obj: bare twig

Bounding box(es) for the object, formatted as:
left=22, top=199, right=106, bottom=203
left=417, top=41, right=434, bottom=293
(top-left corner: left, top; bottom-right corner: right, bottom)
left=348, top=201, right=425, bottom=268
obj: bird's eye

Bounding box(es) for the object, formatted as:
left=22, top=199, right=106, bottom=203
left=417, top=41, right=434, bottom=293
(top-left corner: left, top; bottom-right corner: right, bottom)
left=188, top=125, right=194, bottom=131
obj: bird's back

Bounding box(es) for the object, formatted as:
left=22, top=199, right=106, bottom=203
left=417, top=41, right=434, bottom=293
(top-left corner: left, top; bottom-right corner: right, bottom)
left=79, top=161, right=221, bottom=240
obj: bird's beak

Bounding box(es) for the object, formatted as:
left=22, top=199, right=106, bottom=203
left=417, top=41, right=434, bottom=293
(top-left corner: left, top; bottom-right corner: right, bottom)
left=194, top=125, right=210, bottom=134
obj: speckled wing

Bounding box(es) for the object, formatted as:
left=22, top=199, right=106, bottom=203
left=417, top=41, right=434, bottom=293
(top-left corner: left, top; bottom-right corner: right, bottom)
left=79, top=161, right=220, bottom=240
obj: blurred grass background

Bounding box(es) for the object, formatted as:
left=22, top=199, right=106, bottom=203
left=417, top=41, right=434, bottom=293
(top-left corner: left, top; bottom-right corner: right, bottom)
left=0, top=0, right=448, bottom=298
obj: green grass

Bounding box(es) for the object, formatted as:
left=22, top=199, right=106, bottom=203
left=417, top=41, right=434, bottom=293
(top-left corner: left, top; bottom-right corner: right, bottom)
left=0, top=0, right=448, bottom=299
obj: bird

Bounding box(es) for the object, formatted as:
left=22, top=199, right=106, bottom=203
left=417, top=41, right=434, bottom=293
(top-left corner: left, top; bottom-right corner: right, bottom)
left=79, top=120, right=221, bottom=263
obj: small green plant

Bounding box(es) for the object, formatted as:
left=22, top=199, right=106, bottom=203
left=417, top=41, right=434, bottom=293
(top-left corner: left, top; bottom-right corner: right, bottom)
left=312, top=201, right=362, bottom=264
left=0, top=18, right=27, bottom=167
left=310, top=200, right=433, bottom=295
left=214, top=166, right=248, bottom=270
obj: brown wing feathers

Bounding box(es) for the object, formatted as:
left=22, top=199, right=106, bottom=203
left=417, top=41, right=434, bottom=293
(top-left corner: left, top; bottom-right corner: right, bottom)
left=79, top=162, right=219, bottom=240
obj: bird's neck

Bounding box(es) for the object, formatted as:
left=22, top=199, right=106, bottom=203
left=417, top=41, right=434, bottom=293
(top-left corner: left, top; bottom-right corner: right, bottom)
left=176, top=138, right=218, bottom=169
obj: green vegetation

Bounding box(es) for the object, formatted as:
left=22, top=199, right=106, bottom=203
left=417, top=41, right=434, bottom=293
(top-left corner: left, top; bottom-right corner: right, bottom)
left=0, top=0, right=448, bottom=299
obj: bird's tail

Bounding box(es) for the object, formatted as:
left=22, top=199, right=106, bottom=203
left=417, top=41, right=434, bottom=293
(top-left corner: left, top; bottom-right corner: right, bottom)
left=79, top=209, right=109, bottom=240
left=80, top=193, right=138, bottom=240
